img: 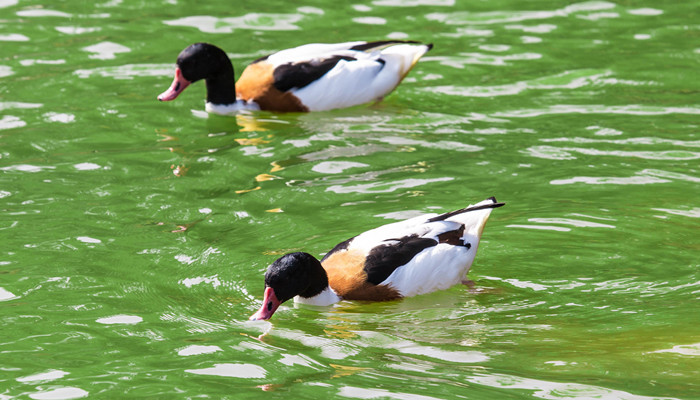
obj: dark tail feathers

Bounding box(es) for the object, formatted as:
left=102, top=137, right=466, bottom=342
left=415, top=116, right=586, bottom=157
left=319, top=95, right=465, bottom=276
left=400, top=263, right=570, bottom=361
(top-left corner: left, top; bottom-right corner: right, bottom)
left=428, top=197, right=505, bottom=222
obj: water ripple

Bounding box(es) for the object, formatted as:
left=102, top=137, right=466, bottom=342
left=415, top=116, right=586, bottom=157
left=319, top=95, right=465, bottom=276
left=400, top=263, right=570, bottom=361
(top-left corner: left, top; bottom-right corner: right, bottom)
left=326, top=177, right=454, bottom=194
left=425, top=52, right=541, bottom=68
left=28, top=387, right=89, bottom=400
left=551, top=169, right=700, bottom=186
left=427, top=69, right=656, bottom=97
left=525, top=145, right=700, bottom=160
left=74, top=64, right=173, bottom=79
left=494, top=104, right=700, bottom=118
left=427, top=1, right=616, bottom=25
left=81, top=41, right=130, bottom=60
left=542, top=137, right=700, bottom=147
left=185, top=363, right=267, bottom=378
left=339, top=386, right=442, bottom=400
left=467, top=372, right=680, bottom=400
left=1, top=115, right=26, bottom=130
left=0, top=286, right=19, bottom=301
left=163, top=13, right=305, bottom=33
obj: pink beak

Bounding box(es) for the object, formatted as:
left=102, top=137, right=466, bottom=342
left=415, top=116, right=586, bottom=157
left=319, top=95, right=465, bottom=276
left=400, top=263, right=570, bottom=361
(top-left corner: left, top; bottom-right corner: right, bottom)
left=157, top=68, right=191, bottom=101
left=250, top=287, right=282, bottom=321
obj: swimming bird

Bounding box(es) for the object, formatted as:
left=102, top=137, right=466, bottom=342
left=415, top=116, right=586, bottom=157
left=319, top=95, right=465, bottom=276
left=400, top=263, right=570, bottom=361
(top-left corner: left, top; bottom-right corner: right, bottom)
left=250, top=197, right=504, bottom=320
left=157, top=40, right=432, bottom=114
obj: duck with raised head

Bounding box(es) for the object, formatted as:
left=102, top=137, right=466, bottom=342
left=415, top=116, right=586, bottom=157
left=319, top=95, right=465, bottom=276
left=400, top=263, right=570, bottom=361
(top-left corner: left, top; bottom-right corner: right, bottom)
left=250, top=197, right=504, bottom=321
left=157, top=40, right=432, bottom=114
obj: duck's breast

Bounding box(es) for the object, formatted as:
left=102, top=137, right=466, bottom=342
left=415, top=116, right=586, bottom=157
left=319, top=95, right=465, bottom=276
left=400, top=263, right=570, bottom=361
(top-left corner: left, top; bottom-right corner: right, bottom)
left=321, top=248, right=402, bottom=301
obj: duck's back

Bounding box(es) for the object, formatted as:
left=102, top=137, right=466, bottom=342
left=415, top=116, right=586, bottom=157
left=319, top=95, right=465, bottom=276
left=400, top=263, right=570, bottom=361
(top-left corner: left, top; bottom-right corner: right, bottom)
left=236, top=40, right=432, bottom=112
left=320, top=198, right=503, bottom=299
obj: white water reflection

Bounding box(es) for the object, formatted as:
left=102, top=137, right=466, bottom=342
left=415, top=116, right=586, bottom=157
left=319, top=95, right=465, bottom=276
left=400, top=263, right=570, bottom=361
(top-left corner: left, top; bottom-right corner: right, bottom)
left=467, top=372, right=680, bottom=400
left=651, top=343, right=700, bottom=356
left=427, top=1, right=616, bottom=25
left=544, top=136, right=700, bottom=147
left=506, top=23, right=557, bottom=33
left=1, top=164, right=56, bottom=173
left=528, top=218, right=615, bottom=228
left=550, top=175, right=670, bottom=185
left=28, top=387, right=88, bottom=400
left=354, top=330, right=490, bottom=363
left=427, top=69, right=624, bottom=97
left=339, top=386, right=442, bottom=400
left=16, top=370, right=70, bottom=383
left=20, top=59, right=66, bottom=66
left=652, top=207, right=700, bottom=218
left=494, top=104, right=700, bottom=118
left=628, top=8, right=663, bottom=16
left=551, top=168, right=700, bottom=186
left=425, top=52, right=541, bottom=68
left=44, top=112, right=75, bottom=123
left=0, top=65, right=13, bottom=77
left=185, top=363, right=266, bottom=378
left=352, top=16, right=386, bottom=25
left=55, top=26, right=102, bottom=35
left=0, top=33, right=29, bottom=41
left=525, top=145, right=700, bottom=161
left=376, top=136, right=483, bottom=152
left=0, top=115, right=25, bottom=130
left=96, top=314, right=143, bottom=324
left=82, top=41, right=130, bottom=60
left=0, top=287, right=18, bottom=301
left=74, top=63, right=173, bottom=79
left=577, top=11, right=619, bottom=21
left=373, top=0, right=454, bottom=6
left=16, top=9, right=72, bottom=17
left=326, top=177, right=454, bottom=194
left=312, top=161, right=369, bottom=174
left=507, top=224, right=571, bottom=232
left=163, top=13, right=304, bottom=33
left=178, top=345, right=222, bottom=356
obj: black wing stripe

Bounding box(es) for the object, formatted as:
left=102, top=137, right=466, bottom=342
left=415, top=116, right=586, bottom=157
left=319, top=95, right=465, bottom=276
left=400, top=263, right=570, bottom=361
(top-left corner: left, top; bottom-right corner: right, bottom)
left=363, top=235, right=438, bottom=285
left=428, top=197, right=505, bottom=223
left=272, top=55, right=356, bottom=92
left=349, top=40, right=422, bottom=52
left=251, top=54, right=270, bottom=64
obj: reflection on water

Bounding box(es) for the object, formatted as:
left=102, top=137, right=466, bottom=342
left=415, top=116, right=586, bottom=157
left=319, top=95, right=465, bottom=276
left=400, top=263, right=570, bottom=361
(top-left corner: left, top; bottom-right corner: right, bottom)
left=467, top=372, right=681, bottom=400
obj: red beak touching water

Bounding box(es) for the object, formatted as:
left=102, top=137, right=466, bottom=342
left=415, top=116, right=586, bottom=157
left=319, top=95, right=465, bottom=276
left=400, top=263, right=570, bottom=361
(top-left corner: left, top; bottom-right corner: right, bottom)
left=249, top=287, right=281, bottom=321
left=157, top=68, right=191, bottom=101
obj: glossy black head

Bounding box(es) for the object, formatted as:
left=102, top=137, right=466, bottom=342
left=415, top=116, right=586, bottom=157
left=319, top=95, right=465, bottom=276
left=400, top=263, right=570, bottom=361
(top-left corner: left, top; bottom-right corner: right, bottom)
left=264, top=252, right=329, bottom=303
left=176, top=43, right=233, bottom=83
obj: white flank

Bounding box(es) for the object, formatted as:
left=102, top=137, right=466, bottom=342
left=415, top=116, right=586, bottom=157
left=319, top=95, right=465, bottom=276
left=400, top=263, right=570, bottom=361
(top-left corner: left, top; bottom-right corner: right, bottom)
left=367, top=198, right=497, bottom=297
left=263, top=41, right=431, bottom=111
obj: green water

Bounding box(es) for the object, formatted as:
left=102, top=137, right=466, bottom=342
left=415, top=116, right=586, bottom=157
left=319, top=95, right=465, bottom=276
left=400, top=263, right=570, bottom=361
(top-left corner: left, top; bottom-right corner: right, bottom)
left=2, top=0, right=699, bottom=398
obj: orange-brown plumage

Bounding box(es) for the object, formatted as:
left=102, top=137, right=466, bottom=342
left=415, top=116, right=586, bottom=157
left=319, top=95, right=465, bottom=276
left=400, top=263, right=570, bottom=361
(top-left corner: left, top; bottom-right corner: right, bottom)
left=322, top=249, right=401, bottom=301
left=235, top=62, right=308, bottom=112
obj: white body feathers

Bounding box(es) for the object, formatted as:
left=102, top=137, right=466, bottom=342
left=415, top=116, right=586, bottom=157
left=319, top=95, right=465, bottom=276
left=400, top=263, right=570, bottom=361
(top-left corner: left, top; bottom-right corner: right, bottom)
left=296, top=198, right=498, bottom=305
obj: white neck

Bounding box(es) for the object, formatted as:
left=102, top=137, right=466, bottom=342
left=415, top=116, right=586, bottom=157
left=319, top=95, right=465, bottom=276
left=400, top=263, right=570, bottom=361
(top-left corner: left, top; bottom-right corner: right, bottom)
left=205, top=100, right=260, bottom=115
left=294, top=286, right=341, bottom=306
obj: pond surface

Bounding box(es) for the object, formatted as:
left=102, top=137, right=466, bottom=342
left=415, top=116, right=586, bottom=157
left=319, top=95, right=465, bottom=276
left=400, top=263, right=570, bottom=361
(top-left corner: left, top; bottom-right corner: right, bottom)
left=1, top=0, right=699, bottom=398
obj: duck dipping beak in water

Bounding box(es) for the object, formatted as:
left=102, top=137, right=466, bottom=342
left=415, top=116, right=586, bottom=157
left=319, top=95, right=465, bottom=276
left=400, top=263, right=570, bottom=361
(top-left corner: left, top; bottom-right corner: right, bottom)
left=250, top=197, right=505, bottom=321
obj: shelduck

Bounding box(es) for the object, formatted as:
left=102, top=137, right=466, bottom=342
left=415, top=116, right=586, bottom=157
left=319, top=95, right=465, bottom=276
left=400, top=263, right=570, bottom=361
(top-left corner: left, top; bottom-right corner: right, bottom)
left=250, top=197, right=504, bottom=320
left=157, top=40, right=432, bottom=114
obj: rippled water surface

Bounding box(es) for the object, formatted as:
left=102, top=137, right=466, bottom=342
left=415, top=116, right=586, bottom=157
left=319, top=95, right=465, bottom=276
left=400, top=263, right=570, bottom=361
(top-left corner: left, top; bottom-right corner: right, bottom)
left=2, top=0, right=699, bottom=398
